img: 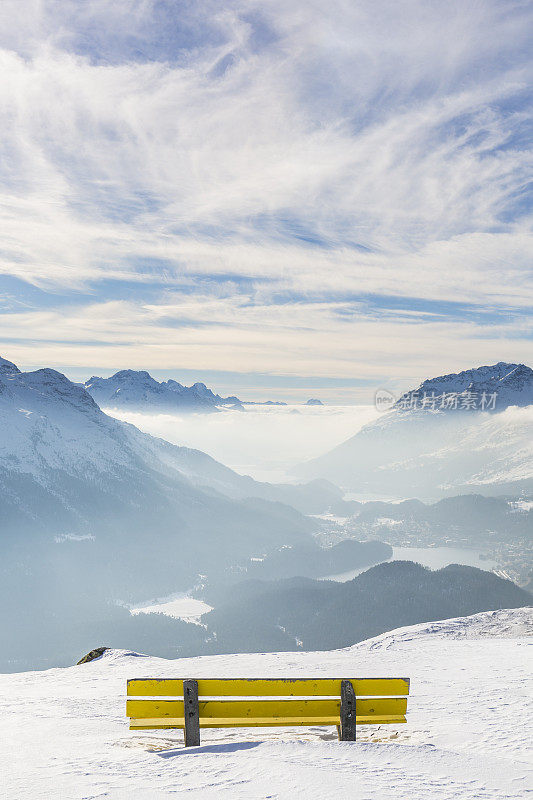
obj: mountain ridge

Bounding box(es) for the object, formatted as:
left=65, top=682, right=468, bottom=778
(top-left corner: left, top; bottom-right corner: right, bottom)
left=84, top=369, right=244, bottom=412
left=0, top=356, right=341, bottom=514
left=200, top=561, right=532, bottom=654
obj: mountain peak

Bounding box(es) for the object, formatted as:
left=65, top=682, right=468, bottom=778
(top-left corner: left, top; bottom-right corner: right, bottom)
left=0, top=356, right=21, bottom=374
left=84, top=370, right=242, bottom=412
left=111, top=370, right=154, bottom=382
left=17, top=368, right=100, bottom=413
left=394, top=362, right=533, bottom=412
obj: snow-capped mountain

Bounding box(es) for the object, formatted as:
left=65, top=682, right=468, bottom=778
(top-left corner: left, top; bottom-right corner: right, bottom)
left=2, top=360, right=340, bottom=512
left=0, top=358, right=346, bottom=607
left=394, top=362, right=533, bottom=412
left=84, top=370, right=243, bottom=412
left=296, top=362, right=533, bottom=498
left=0, top=357, right=351, bottom=675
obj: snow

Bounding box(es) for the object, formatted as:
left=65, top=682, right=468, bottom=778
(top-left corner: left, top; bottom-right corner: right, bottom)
left=0, top=364, right=132, bottom=480
left=510, top=500, right=533, bottom=511
left=3, top=608, right=532, bottom=799
left=130, top=594, right=213, bottom=624
left=0, top=355, right=20, bottom=373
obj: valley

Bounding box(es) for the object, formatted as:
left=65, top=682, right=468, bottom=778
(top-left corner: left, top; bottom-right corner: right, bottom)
left=0, top=357, right=531, bottom=672
left=313, top=495, right=532, bottom=588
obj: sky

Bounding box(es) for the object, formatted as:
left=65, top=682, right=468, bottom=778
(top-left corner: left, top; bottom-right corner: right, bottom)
left=0, top=0, right=531, bottom=402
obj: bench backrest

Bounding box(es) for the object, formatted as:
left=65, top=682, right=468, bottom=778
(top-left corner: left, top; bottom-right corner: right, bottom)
left=126, top=677, right=409, bottom=734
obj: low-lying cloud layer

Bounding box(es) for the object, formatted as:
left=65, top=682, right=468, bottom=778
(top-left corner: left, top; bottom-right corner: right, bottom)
left=107, top=404, right=379, bottom=482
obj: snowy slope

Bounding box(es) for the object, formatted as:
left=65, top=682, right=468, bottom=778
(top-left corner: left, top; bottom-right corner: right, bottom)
left=85, top=369, right=243, bottom=412
left=297, top=362, right=533, bottom=498
left=3, top=608, right=531, bottom=800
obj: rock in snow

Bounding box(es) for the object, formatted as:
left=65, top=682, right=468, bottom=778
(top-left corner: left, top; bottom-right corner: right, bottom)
left=76, top=646, right=110, bottom=665
left=2, top=608, right=531, bottom=799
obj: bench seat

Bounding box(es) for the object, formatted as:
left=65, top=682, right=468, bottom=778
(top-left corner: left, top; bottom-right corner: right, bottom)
left=129, top=714, right=407, bottom=729
left=126, top=677, right=410, bottom=744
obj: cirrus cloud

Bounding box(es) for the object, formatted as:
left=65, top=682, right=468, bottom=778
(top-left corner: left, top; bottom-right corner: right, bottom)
left=0, top=0, right=531, bottom=396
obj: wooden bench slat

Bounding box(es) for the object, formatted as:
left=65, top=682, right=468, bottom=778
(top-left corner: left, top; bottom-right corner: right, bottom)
left=126, top=678, right=410, bottom=697
left=129, top=714, right=407, bottom=729
left=126, top=697, right=407, bottom=720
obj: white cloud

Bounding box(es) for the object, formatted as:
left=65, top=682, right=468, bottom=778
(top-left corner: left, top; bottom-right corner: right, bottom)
left=1, top=296, right=531, bottom=401
left=0, top=0, right=531, bottom=386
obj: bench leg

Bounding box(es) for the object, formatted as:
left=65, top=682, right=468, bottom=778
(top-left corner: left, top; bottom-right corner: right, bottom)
left=339, top=680, right=356, bottom=742
left=183, top=680, right=200, bottom=747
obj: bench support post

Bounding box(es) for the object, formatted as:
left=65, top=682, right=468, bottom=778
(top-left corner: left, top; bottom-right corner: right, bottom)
left=339, top=679, right=356, bottom=741
left=183, top=680, right=200, bottom=747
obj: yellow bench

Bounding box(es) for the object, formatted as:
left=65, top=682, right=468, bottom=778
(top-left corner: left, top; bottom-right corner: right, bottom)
left=126, top=677, right=410, bottom=746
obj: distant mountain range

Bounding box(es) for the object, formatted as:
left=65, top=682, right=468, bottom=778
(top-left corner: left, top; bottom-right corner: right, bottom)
left=84, top=369, right=244, bottom=412
left=82, top=369, right=308, bottom=412
left=198, top=561, right=532, bottom=654
left=297, top=362, right=533, bottom=498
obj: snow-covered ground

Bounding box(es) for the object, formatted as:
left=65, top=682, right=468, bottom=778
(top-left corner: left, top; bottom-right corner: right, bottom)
left=3, top=608, right=532, bottom=800
left=130, top=593, right=213, bottom=623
